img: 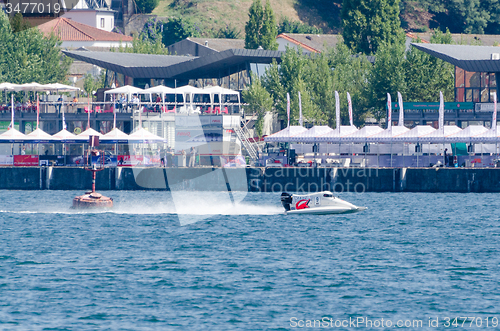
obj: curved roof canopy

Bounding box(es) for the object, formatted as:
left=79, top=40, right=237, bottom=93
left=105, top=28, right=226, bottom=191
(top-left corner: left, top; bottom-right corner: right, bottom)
left=411, top=43, right=500, bottom=72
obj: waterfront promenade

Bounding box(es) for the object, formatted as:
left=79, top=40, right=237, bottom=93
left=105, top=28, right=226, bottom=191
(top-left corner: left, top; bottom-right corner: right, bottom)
left=1, top=166, right=499, bottom=193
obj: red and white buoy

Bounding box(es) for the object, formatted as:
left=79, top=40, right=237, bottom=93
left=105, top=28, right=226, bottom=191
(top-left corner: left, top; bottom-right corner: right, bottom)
left=72, top=136, right=113, bottom=209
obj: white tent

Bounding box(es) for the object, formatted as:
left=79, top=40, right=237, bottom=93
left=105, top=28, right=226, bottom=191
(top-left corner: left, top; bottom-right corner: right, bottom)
left=104, top=85, right=144, bottom=103
left=419, top=125, right=462, bottom=143
left=366, top=126, right=409, bottom=143
left=293, top=126, right=334, bottom=143
left=101, top=128, right=130, bottom=143
left=340, top=126, right=384, bottom=143
left=392, top=125, right=436, bottom=143
left=52, top=129, right=76, bottom=141
left=316, top=126, right=359, bottom=143
left=203, top=86, right=241, bottom=109
left=0, top=128, right=27, bottom=143
left=76, top=128, right=102, bottom=142
left=128, top=127, right=166, bottom=143
left=470, top=127, right=500, bottom=143
left=444, top=125, right=489, bottom=143
left=264, top=126, right=308, bottom=142
left=26, top=128, right=59, bottom=143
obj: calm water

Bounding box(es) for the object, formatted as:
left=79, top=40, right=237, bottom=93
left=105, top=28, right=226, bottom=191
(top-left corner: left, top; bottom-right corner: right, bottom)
left=0, top=191, right=499, bottom=330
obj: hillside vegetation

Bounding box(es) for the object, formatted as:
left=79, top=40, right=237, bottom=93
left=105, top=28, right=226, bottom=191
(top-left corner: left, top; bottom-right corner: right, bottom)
left=151, top=0, right=500, bottom=37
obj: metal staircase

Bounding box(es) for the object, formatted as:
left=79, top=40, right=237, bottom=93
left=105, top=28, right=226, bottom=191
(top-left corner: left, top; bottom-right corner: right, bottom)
left=235, top=125, right=258, bottom=160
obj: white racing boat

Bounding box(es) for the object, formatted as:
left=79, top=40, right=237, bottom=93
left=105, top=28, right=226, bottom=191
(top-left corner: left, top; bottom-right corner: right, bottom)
left=281, top=191, right=367, bottom=215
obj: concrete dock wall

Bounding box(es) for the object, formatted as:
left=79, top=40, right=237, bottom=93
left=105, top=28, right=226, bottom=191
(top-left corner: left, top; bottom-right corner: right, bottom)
left=1, top=166, right=500, bottom=193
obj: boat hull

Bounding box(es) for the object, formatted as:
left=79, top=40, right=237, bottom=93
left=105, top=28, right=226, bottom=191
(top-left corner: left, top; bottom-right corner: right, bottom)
left=285, top=206, right=367, bottom=215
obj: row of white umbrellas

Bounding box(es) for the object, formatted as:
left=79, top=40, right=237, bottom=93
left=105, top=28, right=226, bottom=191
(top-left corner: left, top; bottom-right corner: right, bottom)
left=0, top=127, right=166, bottom=143
left=0, top=82, right=80, bottom=92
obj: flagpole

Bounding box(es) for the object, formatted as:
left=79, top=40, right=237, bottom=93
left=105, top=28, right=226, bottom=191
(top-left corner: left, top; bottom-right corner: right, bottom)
left=87, top=95, right=91, bottom=130
left=36, top=93, right=39, bottom=130
left=10, top=94, right=14, bottom=130
left=286, top=93, right=290, bottom=127
left=113, top=94, right=117, bottom=129
left=298, top=91, right=302, bottom=127
left=397, top=91, right=404, bottom=126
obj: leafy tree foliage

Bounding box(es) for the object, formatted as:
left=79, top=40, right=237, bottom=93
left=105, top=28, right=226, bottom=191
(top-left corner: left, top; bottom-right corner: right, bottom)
left=0, top=12, right=71, bottom=84
left=245, top=0, right=263, bottom=49
left=135, top=0, right=159, bottom=14
left=245, top=0, right=278, bottom=50
left=116, top=18, right=169, bottom=54
left=341, top=0, right=405, bottom=54
left=161, top=17, right=201, bottom=47
left=241, top=74, right=273, bottom=137
left=216, top=24, right=241, bottom=39
left=278, top=17, right=323, bottom=35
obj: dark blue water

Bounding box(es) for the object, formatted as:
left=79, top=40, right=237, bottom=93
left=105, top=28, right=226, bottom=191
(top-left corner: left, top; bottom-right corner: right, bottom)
left=1, top=191, right=499, bottom=330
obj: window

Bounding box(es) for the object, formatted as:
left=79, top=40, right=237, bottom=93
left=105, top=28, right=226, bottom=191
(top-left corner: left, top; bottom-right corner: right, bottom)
left=100, top=18, right=105, bottom=28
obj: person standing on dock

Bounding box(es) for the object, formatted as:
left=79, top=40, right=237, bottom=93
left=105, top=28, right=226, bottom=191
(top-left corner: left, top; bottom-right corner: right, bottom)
left=189, top=147, right=196, bottom=167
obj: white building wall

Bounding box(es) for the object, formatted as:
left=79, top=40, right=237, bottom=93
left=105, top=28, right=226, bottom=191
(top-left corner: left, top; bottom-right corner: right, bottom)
left=62, top=10, right=115, bottom=31
left=61, top=40, right=132, bottom=48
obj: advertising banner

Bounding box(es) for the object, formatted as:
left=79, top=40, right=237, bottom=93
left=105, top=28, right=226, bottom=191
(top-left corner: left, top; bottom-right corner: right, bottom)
left=91, top=155, right=117, bottom=167
left=0, top=155, right=13, bottom=166
left=39, top=155, right=65, bottom=166
left=118, top=155, right=143, bottom=166
left=14, top=155, right=39, bottom=166
left=65, top=155, right=86, bottom=166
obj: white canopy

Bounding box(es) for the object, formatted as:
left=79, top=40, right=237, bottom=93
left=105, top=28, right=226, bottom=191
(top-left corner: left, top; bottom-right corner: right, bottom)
left=76, top=128, right=103, bottom=141
left=419, top=125, right=463, bottom=143
left=0, top=83, right=17, bottom=91
left=392, top=125, right=436, bottom=143
left=366, top=126, right=409, bottom=143
left=26, top=128, right=59, bottom=142
left=43, top=83, right=80, bottom=92
left=315, top=126, right=359, bottom=143
left=470, top=127, right=500, bottom=143
left=444, top=125, right=489, bottom=143
left=144, top=85, right=176, bottom=95
left=104, top=85, right=144, bottom=100
left=264, top=126, right=308, bottom=142
left=101, top=128, right=130, bottom=143
left=341, top=126, right=384, bottom=143
left=203, top=86, right=239, bottom=95
left=293, top=126, right=334, bottom=143
left=52, top=129, right=77, bottom=142
left=0, top=128, right=27, bottom=142
left=128, top=127, right=166, bottom=143
left=13, top=82, right=47, bottom=92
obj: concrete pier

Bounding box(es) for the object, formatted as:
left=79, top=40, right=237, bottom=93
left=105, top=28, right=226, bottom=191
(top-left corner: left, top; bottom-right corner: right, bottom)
left=1, top=166, right=500, bottom=193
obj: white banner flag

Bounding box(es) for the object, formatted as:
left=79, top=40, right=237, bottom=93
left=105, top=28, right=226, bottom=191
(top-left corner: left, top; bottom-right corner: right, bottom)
left=10, top=94, right=14, bottom=129
left=493, top=93, right=497, bottom=130
left=397, top=91, right=404, bottom=126
left=298, top=91, right=303, bottom=127
left=439, top=91, right=444, bottom=133
left=387, top=93, right=392, bottom=129
left=335, top=91, right=340, bottom=130
left=287, top=93, right=290, bottom=127
left=347, top=92, right=353, bottom=126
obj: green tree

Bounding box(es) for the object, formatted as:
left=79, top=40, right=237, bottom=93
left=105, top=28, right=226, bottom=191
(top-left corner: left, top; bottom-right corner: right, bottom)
left=161, top=17, right=201, bottom=47
left=259, top=0, right=278, bottom=50
left=368, top=40, right=406, bottom=122
left=245, top=0, right=263, bottom=49
left=0, top=12, right=71, bottom=84
left=216, top=24, right=241, bottom=39
left=135, top=0, right=159, bottom=14
left=116, top=19, right=168, bottom=54
left=404, top=29, right=454, bottom=102
left=278, top=16, right=323, bottom=34
left=83, top=72, right=105, bottom=100
left=242, top=74, right=273, bottom=137
left=341, top=0, right=405, bottom=54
